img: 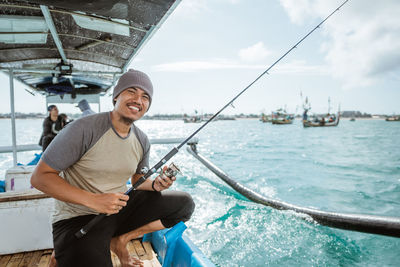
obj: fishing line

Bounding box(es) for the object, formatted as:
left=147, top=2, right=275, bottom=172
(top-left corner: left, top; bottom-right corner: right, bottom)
left=76, top=0, right=349, bottom=238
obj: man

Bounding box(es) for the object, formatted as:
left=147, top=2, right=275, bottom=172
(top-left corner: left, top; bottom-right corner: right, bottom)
left=31, top=69, right=195, bottom=267
left=76, top=99, right=95, bottom=117
left=38, top=105, right=65, bottom=151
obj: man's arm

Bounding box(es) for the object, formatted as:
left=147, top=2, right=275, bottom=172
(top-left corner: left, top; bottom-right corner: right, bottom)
left=31, top=160, right=128, bottom=214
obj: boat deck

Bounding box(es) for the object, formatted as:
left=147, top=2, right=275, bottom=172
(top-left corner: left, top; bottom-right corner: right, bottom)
left=0, top=239, right=161, bottom=267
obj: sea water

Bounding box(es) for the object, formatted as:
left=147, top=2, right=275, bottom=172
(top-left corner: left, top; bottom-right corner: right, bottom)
left=0, top=118, right=399, bottom=266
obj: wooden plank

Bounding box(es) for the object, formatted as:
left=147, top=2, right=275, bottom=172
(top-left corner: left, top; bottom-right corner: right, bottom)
left=142, top=242, right=154, bottom=261
left=127, top=241, right=138, bottom=257
left=132, top=240, right=146, bottom=259
left=147, top=253, right=162, bottom=267
left=36, top=250, right=52, bottom=267
left=17, top=251, right=33, bottom=267
left=5, top=253, right=23, bottom=267
left=26, top=250, right=43, bottom=266
left=0, top=255, right=11, bottom=266
left=1, top=246, right=161, bottom=267
left=142, top=242, right=161, bottom=267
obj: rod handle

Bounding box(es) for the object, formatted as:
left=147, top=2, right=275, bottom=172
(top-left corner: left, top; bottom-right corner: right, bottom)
left=75, top=213, right=106, bottom=239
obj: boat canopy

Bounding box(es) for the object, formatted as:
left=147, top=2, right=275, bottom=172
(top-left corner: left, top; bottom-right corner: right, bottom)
left=0, top=0, right=179, bottom=101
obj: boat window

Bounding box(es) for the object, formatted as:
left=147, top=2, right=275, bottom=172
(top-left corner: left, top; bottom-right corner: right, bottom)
left=0, top=15, right=48, bottom=44
left=72, top=14, right=130, bottom=37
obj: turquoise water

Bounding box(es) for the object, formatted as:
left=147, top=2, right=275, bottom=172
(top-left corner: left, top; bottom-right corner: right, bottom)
left=1, top=118, right=399, bottom=266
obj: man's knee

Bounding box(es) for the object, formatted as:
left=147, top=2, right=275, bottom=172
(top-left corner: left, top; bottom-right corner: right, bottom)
left=178, top=192, right=195, bottom=222
left=160, top=191, right=195, bottom=228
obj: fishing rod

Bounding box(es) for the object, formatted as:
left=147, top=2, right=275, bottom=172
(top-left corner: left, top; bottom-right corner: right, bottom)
left=75, top=0, right=349, bottom=239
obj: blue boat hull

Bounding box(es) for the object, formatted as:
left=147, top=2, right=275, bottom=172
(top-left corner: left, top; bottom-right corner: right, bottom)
left=144, top=222, right=214, bottom=267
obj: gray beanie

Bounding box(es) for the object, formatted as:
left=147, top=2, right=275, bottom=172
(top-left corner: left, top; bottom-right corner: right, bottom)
left=112, top=69, right=153, bottom=109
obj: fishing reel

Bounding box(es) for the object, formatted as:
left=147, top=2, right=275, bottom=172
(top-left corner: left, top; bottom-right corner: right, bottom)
left=140, top=162, right=181, bottom=179
left=162, top=162, right=181, bottom=178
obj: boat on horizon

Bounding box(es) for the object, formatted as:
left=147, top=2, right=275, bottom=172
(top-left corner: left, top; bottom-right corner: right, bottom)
left=271, top=108, right=294, bottom=125
left=385, top=115, right=400, bottom=121
left=302, top=97, right=340, bottom=128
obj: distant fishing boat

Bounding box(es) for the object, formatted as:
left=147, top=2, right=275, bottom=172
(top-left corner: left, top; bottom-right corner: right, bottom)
left=385, top=116, right=400, bottom=121
left=183, top=114, right=203, bottom=123
left=302, top=97, right=340, bottom=128
left=183, top=110, right=204, bottom=123
left=271, top=108, right=294, bottom=125
left=350, top=117, right=356, bottom=121
left=303, top=113, right=340, bottom=127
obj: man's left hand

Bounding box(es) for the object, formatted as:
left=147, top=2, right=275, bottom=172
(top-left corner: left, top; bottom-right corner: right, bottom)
left=153, top=166, right=176, bottom=192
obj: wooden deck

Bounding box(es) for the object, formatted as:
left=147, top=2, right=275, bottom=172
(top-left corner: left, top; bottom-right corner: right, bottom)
left=0, top=239, right=161, bottom=267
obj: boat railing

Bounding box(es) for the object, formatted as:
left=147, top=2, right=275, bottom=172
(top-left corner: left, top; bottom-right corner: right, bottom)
left=0, top=137, right=199, bottom=154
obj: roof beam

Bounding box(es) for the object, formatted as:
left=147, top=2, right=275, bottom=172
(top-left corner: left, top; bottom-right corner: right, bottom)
left=40, top=5, right=67, bottom=62
left=0, top=47, right=125, bottom=67
left=0, top=67, right=122, bottom=76
left=0, top=4, right=147, bottom=33
left=58, top=34, right=133, bottom=49
left=0, top=67, right=122, bottom=78
left=0, top=32, right=134, bottom=49
left=0, top=31, right=48, bottom=35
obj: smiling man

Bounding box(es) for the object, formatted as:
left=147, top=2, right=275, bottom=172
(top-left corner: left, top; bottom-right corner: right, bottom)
left=31, top=69, right=195, bottom=267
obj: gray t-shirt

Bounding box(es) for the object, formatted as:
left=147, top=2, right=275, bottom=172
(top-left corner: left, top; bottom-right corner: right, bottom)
left=41, top=112, right=150, bottom=223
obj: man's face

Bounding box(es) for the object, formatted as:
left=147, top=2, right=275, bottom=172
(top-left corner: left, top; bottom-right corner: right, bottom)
left=50, top=106, right=58, bottom=117
left=114, top=87, right=150, bottom=122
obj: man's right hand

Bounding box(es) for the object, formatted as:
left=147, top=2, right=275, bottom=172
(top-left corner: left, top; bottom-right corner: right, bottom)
left=31, top=160, right=130, bottom=215
left=88, top=192, right=129, bottom=215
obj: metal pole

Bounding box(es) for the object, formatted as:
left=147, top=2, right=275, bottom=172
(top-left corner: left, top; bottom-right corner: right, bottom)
left=9, top=69, right=17, bottom=167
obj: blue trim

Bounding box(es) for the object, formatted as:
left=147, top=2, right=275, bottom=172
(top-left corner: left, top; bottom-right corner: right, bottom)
left=143, top=222, right=215, bottom=267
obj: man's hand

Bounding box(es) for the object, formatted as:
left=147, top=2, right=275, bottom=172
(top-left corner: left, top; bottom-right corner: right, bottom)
left=153, top=166, right=176, bottom=192
left=87, top=192, right=129, bottom=214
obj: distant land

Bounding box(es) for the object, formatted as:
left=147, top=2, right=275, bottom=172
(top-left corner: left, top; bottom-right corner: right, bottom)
left=0, top=111, right=396, bottom=120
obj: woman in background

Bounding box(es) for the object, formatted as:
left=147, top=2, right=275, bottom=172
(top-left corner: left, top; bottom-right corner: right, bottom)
left=39, top=105, right=65, bottom=151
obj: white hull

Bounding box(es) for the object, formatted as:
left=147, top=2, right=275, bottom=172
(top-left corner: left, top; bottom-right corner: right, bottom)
left=0, top=190, right=54, bottom=254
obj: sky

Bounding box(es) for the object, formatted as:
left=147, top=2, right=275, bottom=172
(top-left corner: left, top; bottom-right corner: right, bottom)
left=0, top=0, right=399, bottom=115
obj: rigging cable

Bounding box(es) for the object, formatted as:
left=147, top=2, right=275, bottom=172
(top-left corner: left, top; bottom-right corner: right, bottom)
left=76, top=0, right=350, bottom=238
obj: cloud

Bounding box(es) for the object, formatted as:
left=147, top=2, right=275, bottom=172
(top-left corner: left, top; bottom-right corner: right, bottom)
left=279, top=0, right=400, bottom=88
left=238, top=42, right=272, bottom=62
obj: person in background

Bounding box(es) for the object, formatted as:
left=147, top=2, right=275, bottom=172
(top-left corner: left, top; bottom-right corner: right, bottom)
left=38, top=105, right=65, bottom=151
left=31, top=69, right=195, bottom=267
left=59, top=113, right=73, bottom=126
left=76, top=99, right=95, bottom=117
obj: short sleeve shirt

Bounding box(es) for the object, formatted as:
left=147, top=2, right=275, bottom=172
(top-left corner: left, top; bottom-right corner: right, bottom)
left=41, top=112, right=150, bottom=223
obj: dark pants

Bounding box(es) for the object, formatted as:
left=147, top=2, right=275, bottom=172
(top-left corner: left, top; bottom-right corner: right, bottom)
left=41, top=135, right=55, bottom=152
left=52, top=190, right=195, bottom=267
